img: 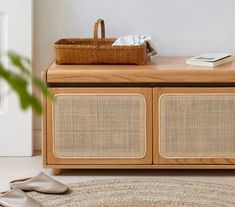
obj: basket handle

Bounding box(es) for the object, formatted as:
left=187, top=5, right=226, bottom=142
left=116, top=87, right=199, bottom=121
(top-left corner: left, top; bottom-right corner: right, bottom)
left=93, top=19, right=105, bottom=42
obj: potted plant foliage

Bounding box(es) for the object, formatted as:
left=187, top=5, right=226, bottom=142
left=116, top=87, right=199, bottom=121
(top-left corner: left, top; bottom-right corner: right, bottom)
left=0, top=51, right=52, bottom=114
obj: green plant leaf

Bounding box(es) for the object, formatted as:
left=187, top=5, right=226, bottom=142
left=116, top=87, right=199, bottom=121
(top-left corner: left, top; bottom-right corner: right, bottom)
left=32, top=78, right=54, bottom=100
left=0, top=51, right=53, bottom=115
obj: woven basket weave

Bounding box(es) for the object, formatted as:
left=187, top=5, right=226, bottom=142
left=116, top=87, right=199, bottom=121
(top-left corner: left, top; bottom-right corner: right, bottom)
left=54, top=19, right=148, bottom=65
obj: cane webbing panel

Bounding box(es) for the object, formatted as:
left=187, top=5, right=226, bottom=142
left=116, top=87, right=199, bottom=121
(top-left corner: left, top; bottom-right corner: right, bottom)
left=53, top=94, right=146, bottom=158
left=159, top=94, right=235, bottom=158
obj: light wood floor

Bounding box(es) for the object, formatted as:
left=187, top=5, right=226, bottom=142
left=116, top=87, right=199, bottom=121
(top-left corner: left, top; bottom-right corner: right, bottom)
left=0, top=154, right=235, bottom=191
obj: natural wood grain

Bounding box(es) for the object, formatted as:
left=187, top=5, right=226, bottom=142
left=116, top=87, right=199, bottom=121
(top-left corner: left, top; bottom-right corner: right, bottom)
left=46, top=88, right=152, bottom=165
left=47, top=56, right=235, bottom=84
left=43, top=58, right=235, bottom=170
left=41, top=69, right=47, bottom=167
left=153, top=87, right=235, bottom=165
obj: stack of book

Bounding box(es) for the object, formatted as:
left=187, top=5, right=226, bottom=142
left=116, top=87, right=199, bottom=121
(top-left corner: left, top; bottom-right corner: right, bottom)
left=186, top=53, right=233, bottom=67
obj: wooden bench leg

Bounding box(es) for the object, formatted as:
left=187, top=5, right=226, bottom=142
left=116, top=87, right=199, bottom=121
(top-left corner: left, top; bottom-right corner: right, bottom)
left=53, top=169, right=62, bottom=175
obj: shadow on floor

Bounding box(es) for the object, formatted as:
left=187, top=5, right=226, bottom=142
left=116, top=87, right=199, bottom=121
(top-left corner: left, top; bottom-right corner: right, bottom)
left=58, top=169, right=235, bottom=178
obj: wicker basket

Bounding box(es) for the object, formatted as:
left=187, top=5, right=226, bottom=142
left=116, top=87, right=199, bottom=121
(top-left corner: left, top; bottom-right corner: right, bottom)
left=54, top=19, right=148, bottom=65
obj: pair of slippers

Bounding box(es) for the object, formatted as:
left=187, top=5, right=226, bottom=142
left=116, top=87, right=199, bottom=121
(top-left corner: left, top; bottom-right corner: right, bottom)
left=0, top=172, right=69, bottom=207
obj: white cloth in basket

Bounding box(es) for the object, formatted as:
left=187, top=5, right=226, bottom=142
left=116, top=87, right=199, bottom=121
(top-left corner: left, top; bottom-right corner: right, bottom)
left=112, top=35, right=157, bottom=57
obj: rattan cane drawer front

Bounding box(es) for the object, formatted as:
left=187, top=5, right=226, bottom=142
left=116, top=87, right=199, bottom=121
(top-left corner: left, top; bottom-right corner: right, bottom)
left=159, top=93, right=235, bottom=158
left=53, top=93, right=146, bottom=158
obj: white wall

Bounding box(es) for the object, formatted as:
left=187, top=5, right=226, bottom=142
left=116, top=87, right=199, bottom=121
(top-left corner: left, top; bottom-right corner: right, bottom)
left=33, top=0, right=235, bottom=149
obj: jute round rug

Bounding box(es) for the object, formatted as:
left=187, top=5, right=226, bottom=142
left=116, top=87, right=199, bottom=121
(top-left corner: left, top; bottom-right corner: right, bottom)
left=27, top=178, right=235, bottom=207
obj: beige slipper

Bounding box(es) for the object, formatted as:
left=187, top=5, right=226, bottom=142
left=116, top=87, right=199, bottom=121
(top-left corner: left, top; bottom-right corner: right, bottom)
left=9, top=172, right=69, bottom=194
left=0, top=188, right=41, bottom=207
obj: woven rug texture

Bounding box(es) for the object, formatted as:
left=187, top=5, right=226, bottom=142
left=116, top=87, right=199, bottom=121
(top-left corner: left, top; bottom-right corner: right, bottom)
left=27, top=178, right=235, bottom=207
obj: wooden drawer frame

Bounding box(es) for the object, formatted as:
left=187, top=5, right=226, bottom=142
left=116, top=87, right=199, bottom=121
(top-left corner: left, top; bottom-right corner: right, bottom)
left=43, top=87, right=152, bottom=166
left=153, top=87, right=235, bottom=165
left=42, top=86, right=235, bottom=171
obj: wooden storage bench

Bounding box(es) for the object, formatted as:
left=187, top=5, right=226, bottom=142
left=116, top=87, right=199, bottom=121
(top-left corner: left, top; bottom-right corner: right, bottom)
left=42, top=56, right=235, bottom=175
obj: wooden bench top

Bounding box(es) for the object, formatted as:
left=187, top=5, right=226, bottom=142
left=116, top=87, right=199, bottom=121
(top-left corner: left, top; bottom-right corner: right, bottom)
left=46, top=56, right=235, bottom=84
